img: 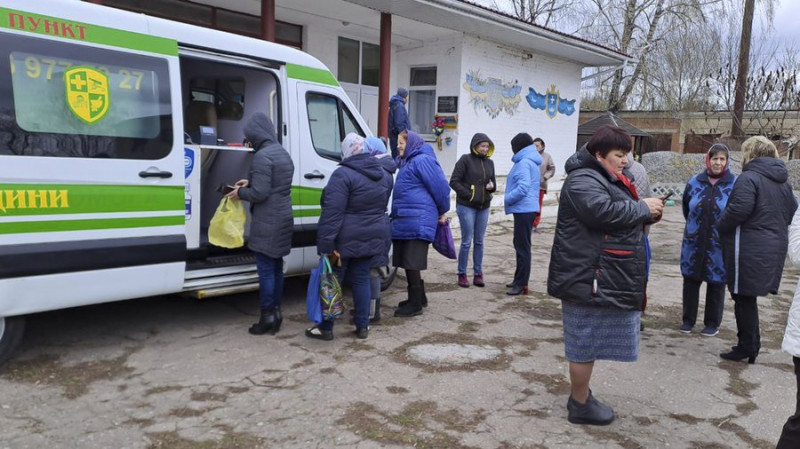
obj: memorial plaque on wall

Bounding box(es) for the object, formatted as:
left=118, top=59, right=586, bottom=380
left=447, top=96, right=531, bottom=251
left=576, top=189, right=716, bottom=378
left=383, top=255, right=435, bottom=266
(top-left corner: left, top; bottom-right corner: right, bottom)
left=437, top=96, right=458, bottom=113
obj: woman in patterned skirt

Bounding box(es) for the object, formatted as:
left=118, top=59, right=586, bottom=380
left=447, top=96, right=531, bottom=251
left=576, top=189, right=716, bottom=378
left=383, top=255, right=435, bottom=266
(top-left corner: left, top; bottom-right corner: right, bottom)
left=547, top=125, right=664, bottom=425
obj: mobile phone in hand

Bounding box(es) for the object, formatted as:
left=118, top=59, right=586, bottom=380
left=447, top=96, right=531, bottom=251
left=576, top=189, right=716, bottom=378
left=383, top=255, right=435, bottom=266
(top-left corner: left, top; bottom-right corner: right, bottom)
left=661, top=192, right=674, bottom=201
left=218, top=184, right=235, bottom=195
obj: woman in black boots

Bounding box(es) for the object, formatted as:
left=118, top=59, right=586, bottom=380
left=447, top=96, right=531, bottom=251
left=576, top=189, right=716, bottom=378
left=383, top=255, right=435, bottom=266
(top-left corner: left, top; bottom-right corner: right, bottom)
left=390, top=130, right=451, bottom=317
left=717, top=136, right=797, bottom=363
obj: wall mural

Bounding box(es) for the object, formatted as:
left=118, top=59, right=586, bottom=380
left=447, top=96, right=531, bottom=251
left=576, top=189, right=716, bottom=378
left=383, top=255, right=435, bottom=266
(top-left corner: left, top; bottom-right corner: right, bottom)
left=463, top=71, right=522, bottom=118
left=526, top=85, right=576, bottom=119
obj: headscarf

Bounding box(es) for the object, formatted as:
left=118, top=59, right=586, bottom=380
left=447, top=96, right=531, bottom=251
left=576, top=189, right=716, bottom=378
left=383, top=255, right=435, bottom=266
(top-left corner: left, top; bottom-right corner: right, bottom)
left=706, top=143, right=730, bottom=179
left=403, top=131, right=424, bottom=158
left=365, top=137, right=387, bottom=156
left=341, top=133, right=366, bottom=160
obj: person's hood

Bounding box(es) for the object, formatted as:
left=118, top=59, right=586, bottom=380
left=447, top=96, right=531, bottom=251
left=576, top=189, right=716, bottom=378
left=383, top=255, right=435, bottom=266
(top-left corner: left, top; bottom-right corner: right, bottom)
left=511, top=144, right=542, bottom=165
left=341, top=153, right=384, bottom=181
left=402, top=131, right=426, bottom=160
left=743, top=157, right=789, bottom=183
left=244, top=112, right=277, bottom=150
left=567, top=145, right=634, bottom=181
left=470, top=133, right=494, bottom=158
left=377, top=154, right=397, bottom=174
left=365, top=137, right=388, bottom=156
left=390, top=95, right=406, bottom=105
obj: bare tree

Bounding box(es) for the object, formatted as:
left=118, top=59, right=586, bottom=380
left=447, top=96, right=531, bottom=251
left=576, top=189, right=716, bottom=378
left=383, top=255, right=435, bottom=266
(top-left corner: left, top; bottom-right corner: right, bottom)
left=491, top=0, right=577, bottom=27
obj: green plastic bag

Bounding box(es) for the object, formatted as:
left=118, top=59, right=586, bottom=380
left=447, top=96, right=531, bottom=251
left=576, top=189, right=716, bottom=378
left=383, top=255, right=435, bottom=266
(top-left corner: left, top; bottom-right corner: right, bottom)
left=208, top=198, right=246, bottom=248
left=320, top=255, right=345, bottom=320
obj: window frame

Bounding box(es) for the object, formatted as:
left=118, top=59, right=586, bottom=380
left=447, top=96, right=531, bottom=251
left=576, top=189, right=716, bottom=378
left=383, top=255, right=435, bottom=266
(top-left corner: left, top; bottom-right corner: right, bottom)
left=304, top=91, right=365, bottom=162
left=408, top=66, right=438, bottom=138
left=337, top=37, right=380, bottom=87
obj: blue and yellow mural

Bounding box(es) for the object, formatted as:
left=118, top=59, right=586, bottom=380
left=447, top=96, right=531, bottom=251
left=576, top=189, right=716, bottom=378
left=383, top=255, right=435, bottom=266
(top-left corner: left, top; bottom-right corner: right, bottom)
left=463, top=71, right=522, bottom=118
left=526, top=85, right=576, bottom=119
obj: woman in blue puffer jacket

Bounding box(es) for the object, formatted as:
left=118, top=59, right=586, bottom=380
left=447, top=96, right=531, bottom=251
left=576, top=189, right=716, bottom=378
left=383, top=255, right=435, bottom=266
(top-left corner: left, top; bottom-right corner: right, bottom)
left=391, top=130, right=451, bottom=317
left=504, top=133, right=542, bottom=295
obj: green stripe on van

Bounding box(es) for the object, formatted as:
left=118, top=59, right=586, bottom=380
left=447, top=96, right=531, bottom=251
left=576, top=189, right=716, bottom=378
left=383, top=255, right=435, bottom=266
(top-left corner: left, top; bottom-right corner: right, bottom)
left=0, top=8, right=178, bottom=56
left=293, top=208, right=321, bottom=218
left=0, top=184, right=183, bottom=217
left=0, top=215, right=184, bottom=235
left=287, top=63, right=339, bottom=87
left=291, top=185, right=322, bottom=206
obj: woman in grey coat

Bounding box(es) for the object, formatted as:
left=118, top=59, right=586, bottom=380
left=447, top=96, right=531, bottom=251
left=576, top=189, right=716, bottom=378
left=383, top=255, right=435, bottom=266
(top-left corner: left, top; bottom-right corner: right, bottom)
left=229, top=113, right=295, bottom=336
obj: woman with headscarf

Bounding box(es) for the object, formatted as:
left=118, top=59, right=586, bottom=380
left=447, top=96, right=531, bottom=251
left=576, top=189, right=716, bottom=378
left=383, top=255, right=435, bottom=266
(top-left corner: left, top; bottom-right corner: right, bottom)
left=504, top=133, right=542, bottom=296
left=449, top=133, right=496, bottom=288
left=679, top=143, right=736, bottom=337
left=391, top=130, right=451, bottom=317
left=306, top=133, right=392, bottom=340
left=717, top=136, right=798, bottom=363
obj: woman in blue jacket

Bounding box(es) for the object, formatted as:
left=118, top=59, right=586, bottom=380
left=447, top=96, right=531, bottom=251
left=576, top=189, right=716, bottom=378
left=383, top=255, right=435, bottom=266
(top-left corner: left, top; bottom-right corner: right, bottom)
left=306, top=133, right=393, bottom=340
left=679, top=143, right=736, bottom=337
left=391, top=130, right=451, bottom=317
left=504, top=133, right=542, bottom=295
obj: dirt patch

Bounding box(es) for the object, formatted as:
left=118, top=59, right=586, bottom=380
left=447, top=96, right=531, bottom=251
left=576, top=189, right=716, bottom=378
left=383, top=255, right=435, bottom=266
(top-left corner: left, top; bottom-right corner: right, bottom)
left=290, top=358, right=314, bottom=369
left=345, top=341, right=375, bottom=351
left=145, top=385, right=185, bottom=396
left=711, top=417, right=774, bottom=449
left=458, top=321, right=482, bottom=333
left=498, top=298, right=562, bottom=321
left=516, top=371, right=571, bottom=395
left=190, top=391, right=228, bottom=402
left=225, top=386, right=249, bottom=394
left=146, top=425, right=264, bottom=449
left=719, top=362, right=759, bottom=400
left=582, top=427, right=646, bottom=449
left=1, top=347, right=137, bottom=399
left=124, top=417, right=155, bottom=428
left=337, top=400, right=484, bottom=449
left=168, top=406, right=219, bottom=418
left=669, top=413, right=703, bottom=424
left=386, top=386, right=409, bottom=394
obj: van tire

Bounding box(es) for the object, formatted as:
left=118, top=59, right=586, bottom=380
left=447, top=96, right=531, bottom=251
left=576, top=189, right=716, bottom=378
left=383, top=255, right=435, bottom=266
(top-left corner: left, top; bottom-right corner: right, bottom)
left=379, top=266, right=397, bottom=291
left=0, top=316, right=25, bottom=369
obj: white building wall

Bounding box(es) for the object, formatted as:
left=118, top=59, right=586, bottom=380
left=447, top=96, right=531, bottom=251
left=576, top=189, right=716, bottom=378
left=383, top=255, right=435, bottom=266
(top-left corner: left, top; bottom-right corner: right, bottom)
left=458, top=35, right=583, bottom=178
left=394, top=34, right=463, bottom=175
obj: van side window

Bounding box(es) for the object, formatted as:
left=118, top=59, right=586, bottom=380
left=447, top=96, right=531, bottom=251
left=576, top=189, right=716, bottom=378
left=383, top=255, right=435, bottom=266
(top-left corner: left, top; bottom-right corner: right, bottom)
left=0, top=33, right=172, bottom=160
left=305, top=92, right=364, bottom=161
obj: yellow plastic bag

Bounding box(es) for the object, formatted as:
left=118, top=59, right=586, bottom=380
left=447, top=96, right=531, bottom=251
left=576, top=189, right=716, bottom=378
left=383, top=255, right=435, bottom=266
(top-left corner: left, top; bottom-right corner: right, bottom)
left=208, top=198, right=246, bottom=248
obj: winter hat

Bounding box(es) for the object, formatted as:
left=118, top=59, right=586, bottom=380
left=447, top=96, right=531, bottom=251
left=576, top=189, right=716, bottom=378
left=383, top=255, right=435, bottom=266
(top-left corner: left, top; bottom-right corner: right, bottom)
left=365, top=137, right=387, bottom=156
left=397, top=87, right=409, bottom=98
left=511, top=133, right=534, bottom=154
left=341, top=133, right=366, bottom=160
left=706, top=143, right=730, bottom=178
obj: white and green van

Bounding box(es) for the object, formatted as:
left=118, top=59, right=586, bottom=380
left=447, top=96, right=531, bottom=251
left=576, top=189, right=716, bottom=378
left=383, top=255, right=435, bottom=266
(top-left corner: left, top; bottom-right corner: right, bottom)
left=0, top=0, right=395, bottom=366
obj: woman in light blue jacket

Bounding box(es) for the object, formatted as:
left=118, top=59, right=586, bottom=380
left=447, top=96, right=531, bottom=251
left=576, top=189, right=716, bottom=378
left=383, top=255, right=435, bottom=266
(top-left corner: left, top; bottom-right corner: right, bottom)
left=504, top=133, right=542, bottom=295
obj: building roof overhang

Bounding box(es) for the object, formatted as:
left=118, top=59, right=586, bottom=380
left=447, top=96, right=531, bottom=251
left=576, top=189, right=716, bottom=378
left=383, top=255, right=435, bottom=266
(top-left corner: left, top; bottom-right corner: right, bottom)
left=343, top=0, right=630, bottom=67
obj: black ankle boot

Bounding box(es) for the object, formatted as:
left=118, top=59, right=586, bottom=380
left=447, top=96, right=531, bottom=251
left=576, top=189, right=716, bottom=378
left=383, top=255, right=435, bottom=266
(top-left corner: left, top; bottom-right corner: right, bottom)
left=720, top=346, right=757, bottom=364
left=395, top=285, right=423, bottom=317
left=249, top=308, right=277, bottom=335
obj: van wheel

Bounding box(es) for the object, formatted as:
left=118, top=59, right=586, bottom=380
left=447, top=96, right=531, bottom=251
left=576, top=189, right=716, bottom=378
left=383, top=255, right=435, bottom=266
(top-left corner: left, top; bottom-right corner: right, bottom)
left=379, top=265, right=398, bottom=291
left=0, top=316, right=25, bottom=369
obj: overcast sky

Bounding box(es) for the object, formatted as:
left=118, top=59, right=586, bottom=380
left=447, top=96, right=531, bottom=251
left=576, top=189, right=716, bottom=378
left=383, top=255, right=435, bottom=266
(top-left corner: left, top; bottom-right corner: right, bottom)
left=759, top=0, right=799, bottom=50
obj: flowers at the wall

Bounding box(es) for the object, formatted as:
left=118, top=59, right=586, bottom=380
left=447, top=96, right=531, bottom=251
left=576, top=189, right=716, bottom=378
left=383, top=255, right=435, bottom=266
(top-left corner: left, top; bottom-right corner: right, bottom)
left=463, top=71, right=522, bottom=119
left=431, top=116, right=446, bottom=150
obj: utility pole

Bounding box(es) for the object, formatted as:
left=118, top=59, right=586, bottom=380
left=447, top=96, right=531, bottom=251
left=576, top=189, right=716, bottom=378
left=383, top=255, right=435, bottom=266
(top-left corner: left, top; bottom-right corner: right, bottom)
left=732, top=0, right=755, bottom=138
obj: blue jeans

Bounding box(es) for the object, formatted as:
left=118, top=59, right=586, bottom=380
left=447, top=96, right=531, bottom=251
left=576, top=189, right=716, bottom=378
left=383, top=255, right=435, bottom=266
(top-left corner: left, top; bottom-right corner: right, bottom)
left=255, top=253, right=284, bottom=310
left=319, top=257, right=372, bottom=331
left=456, top=204, right=490, bottom=275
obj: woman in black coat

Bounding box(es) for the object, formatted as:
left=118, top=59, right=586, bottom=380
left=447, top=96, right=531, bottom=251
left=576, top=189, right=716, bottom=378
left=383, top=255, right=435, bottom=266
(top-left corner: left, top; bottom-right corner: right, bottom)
left=717, top=136, right=798, bottom=363
left=306, top=133, right=392, bottom=341
left=547, top=125, right=664, bottom=425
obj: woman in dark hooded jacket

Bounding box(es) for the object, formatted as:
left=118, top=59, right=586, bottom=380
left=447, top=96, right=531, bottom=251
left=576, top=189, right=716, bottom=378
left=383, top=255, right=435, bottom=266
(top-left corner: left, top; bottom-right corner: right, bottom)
left=305, top=133, right=392, bottom=341
left=228, top=113, right=294, bottom=336
left=450, top=133, right=496, bottom=288
left=679, top=143, right=736, bottom=337
left=716, top=136, right=798, bottom=363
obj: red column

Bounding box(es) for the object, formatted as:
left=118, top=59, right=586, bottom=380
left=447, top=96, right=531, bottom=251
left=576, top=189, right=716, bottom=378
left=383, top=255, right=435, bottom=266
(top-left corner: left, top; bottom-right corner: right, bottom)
left=378, top=13, right=392, bottom=138
left=261, top=0, right=276, bottom=42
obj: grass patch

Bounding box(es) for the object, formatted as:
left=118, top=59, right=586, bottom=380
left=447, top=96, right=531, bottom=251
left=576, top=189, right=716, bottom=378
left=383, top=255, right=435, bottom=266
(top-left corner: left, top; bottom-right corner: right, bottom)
left=2, top=348, right=137, bottom=399
left=146, top=426, right=264, bottom=449
left=458, top=321, right=481, bottom=333
left=345, top=341, right=375, bottom=351
left=145, top=385, right=185, bottom=396
left=190, top=391, right=228, bottom=402
left=516, top=371, right=571, bottom=395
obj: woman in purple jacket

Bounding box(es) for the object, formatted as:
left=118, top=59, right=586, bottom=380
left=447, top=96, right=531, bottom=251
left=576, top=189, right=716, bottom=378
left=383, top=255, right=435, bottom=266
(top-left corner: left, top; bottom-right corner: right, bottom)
left=391, top=131, right=451, bottom=317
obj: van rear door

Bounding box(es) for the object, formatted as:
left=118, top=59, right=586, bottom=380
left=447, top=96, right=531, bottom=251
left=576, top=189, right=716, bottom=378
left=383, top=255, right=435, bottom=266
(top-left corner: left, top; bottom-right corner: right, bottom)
left=0, top=24, right=185, bottom=317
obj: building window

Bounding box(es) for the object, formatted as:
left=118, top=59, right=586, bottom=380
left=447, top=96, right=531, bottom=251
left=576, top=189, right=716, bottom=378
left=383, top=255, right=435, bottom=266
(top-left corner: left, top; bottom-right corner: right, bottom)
left=337, top=37, right=379, bottom=87
left=409, top=67, right=437, bottom=135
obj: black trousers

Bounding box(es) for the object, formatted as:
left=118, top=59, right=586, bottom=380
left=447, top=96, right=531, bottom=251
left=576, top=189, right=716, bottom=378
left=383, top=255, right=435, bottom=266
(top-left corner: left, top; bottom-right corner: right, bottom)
left=512, top=212, right=536, bottom=287
left=777, top=356, right=800, bottom=449
left=682, top=277, right=725, bottom=328
left=731, top=293, right=761, bottom=355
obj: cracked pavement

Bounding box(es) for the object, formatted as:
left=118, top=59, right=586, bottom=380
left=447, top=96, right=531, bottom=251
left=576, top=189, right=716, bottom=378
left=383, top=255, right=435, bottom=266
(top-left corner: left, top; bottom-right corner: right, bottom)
left=0, top=205, right=796, bottom=448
